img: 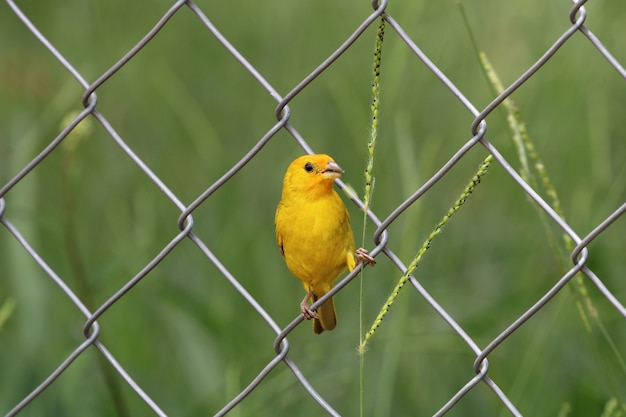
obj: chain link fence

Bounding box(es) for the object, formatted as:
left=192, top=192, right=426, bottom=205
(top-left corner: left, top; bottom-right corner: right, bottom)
left=2, top=0, right=626, bottom=415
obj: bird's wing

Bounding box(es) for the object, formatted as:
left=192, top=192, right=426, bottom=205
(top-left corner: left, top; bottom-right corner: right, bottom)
left=275, top=205, right=286, bottom=257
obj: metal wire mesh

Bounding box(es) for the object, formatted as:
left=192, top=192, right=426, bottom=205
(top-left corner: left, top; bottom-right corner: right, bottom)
left=2, top=0, right=626, bottom=415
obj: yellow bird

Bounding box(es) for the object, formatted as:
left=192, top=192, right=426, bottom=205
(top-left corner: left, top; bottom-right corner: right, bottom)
left=275, top=154, right=376, bottom=334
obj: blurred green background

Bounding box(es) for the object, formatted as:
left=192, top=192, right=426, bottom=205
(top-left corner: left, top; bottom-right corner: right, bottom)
left=1, top=0, right=625, bottom=416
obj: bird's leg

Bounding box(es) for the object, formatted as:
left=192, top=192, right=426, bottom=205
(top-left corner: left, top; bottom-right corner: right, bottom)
left=300, top=289, right=319, bottom=320
left=355, top=247, right=376, bottom=266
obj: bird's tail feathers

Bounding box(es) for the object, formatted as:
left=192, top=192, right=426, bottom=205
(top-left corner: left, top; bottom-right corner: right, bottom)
left=313, top=294, right=336, bottom=334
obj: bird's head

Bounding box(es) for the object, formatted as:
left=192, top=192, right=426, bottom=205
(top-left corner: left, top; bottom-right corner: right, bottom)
left=282, top=154, right=344, bottom=197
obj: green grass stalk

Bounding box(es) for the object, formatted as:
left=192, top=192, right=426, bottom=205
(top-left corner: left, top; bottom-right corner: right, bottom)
left=60, top=114, right=132, bottom=417
left=360, top=155, right=493, bottom=351
left=360, top=13, right=386, bottom=417
left=476, top=37, right=626, bottom=405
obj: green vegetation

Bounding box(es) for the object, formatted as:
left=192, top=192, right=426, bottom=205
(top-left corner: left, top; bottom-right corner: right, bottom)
left=1, top=0, right=625, bottom=416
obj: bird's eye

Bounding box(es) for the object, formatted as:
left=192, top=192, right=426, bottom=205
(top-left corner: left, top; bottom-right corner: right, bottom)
left=304, top=162, right=314, bottom=173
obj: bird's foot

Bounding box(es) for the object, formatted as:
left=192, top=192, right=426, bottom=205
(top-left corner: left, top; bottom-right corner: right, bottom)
left=300, top=303, right=319, bottom=320
left=355, top=247, right=376, bottom=266
left=300, top=290, right=319, bottom=320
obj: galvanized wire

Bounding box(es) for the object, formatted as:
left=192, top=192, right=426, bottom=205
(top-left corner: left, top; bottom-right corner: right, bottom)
left=2, top=0, right=625, bottom=416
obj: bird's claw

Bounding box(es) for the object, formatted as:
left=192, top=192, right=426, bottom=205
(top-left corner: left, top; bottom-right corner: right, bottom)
left=300, top=301, right=319, bottom=320
left=355, top=247, right=376, bottom=266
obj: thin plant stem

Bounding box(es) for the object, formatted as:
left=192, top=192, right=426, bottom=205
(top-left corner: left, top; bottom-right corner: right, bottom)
left=360, top=155, right=493, bottom=350
left=360, top=13, right=385, bottom=417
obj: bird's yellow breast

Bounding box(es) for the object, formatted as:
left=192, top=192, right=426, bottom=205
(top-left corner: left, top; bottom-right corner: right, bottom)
left=275, top=188, right=355, bottom=294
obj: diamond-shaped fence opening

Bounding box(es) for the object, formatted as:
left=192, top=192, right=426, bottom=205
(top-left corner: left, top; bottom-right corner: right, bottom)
left=1, top=0, right=625, bottom=416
